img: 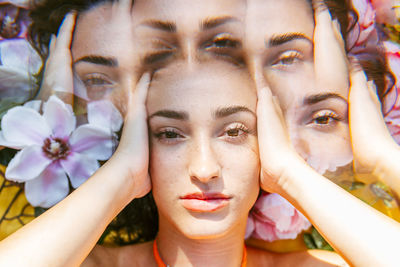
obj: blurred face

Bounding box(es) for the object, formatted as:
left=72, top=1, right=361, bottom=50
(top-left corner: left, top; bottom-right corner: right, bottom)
left=72, top=2, right=138, bottom=116
left=132, top=0, right=246, bottom=70
left=147, top=61, right=259, bottom=238
left=245, top=0, right=353, bottom=174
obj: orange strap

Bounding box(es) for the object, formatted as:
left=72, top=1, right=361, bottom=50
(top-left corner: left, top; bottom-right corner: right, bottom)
left=153, top=240, right=247, bottom=267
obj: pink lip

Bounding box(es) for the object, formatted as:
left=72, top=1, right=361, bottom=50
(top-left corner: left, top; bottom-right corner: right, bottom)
left=180, top=193, right=231, bottom=212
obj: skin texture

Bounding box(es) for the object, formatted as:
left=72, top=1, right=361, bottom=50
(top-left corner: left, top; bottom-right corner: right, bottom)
left=245, top=0, right=352, bottom=175
left=148, top=61, right=259, bottom=240
left=132, top=0, right=246, bottom=70
left=2, top=0, right=400, bottom=266
left=72, top=2, right=139, bottom=116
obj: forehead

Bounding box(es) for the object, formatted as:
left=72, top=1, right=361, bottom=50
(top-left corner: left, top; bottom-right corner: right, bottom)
left=133, top=0, right=246, bottom=26
left=147, top=61, right=255, bottom=112
left=71, top=3, right=136, bottom=62
left=245, top=0, right=314, bottom=46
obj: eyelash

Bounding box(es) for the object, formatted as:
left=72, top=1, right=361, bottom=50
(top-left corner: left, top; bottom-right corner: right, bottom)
left=153, top=123, right=251, bottom=145
left=154, top=128, right=184, bottom=144
left=310, top=110, right=341, bottom=127
left=83, top=74, right=113, bottom=87
left=272, top=50, right=302, bottom=67
left=143, top=39, right=176, bottom=65
left=205, top=33, right=241, bottom=50
left=221, top=123, right=250, bottom=143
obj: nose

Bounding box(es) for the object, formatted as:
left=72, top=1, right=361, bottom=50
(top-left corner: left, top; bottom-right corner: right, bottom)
left=188, top=135, right=221, bottom=184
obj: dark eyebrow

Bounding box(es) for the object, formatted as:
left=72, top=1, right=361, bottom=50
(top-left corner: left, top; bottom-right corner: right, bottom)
left=74, top=55, right=118, bottom=67
left=268, top=33, right=312, bottom=47
left=214, top=106, right=255, bottom=119
left=149, top=110, right=188, bottom=120
left=201, top=16, right=238, bottom=31
left=142, top=20, right=177, bottom=32
left=303, top=93, right=347, bottom=105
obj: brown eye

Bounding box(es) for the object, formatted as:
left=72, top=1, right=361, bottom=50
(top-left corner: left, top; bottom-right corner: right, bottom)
left=154, top=128, right=185, bottom=145
left=310, top=110, right=340, bottom=126
left=272, top=50, right=302, bottom=67
left=314, top=116, right=331, bottom=124
left=207, top=33, right=240, bottom=49
left=164, top=131, right=179, bottom=138
left=227, top=128, right=240, bottom=136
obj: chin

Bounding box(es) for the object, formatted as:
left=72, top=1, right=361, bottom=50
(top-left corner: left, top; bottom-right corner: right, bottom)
left=177, top=213, right=240, bottom=240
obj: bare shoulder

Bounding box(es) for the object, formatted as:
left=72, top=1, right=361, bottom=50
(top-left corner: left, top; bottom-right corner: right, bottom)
left=81, top=241, right=155, bottom=267
left=247, top=246, right=349, bottom=267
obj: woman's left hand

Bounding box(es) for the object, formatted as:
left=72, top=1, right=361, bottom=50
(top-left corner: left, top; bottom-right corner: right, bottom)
left=312, top=0, right=400, bottom=194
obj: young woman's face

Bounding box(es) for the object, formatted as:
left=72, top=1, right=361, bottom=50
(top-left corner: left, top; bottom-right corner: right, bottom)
left=132, top=0, right=246, bottom=70
left=147, top=61, right=260, bottom=238
left=72, top=2, right=138, bottom=116
left=245, top=0, right=353, bottom=174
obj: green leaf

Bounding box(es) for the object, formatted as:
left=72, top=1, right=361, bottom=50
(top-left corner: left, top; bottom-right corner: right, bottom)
left=303, top=233, right=317, bottom=249
left=303, top=227, right=334, bottom=251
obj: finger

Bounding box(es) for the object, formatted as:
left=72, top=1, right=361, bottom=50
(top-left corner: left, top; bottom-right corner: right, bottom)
left=257, top=85, right=291, bottom=159
left=313, top=0, right=348, bottom=89
left=48, top=34, right=57, bottom=55
left=55, top=12, right=76, bottom=50
left=118, top=73, right=150, bottom=156
left=117, top=0, right=132, bottom=13
left=349, top=68, right=392, bottom=144
left=131, top=73, right=150, bottom=109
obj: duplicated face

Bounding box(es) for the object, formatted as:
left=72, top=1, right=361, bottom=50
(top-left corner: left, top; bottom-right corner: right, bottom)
left=147, top=61, right=260, bottom=238
left=245, top=0, right=353, bottom=174
left=72, top=2, right=138, bottom=116
left=132, top=0, right=246, bottom=70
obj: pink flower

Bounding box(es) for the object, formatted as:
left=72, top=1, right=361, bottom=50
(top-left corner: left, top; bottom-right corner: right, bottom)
left=347, top=0, right=379, bottom=54
left=384, top=41, right=400, bottom=143
left=245, top=192, right=311, bottom=242
left=0, top=96, right=122, bottom=207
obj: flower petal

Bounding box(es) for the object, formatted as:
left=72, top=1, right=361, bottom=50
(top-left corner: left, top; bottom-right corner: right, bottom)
left=69, top=125, right=116, bottom=160
left=1, top=106, right=51, bottom=146
left=24, top=163, right=69, bottom=208
left=23, top=100, right=42, bottom=112
left=5, top=145, right=52, bottom=182
left=42, top=95, right=76, bottom=138
left=0, top=131, right=24, bottom=149
left=0, top=39, right=41, bottom=73
left=87, top=100, right=123, bottom=132
left=253, top=219, right=278, bottom=242
left=60, top=152, right=99, bottom=188
left=245, top=214, right=255, bottom=239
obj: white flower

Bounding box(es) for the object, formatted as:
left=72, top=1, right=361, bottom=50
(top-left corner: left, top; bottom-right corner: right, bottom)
left=0, top=96, right=122, bottom=207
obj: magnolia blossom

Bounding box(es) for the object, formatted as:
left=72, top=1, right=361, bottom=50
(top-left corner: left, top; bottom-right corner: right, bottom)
left=0, top=96, right=122, bottom=207
left=246, top=193, right=311, bottom=242
left=0, top=39, right=41, bottom=104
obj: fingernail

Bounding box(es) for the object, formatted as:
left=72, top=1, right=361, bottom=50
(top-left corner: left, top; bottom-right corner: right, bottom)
left=367, top=80, right=378, bottom=94
left=332, top=19, right=341, bottom=34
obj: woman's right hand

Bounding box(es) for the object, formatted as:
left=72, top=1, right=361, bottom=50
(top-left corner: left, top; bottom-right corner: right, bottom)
left=106, top=72, right=152, bottom=199
left=36, top=12, right=76, bottom=104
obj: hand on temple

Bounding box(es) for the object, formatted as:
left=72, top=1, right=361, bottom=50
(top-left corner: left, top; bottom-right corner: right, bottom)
left=36, top=12, right=76, bottom=105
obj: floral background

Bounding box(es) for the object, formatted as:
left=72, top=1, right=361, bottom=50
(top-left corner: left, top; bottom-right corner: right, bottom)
left=0, top=0, right=399, bottom=251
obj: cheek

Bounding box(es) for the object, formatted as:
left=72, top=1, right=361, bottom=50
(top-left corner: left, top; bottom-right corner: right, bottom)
left=264, top=62, right=314, bottom=108
left=293, top=124, right=353, bottom=174
left=149, top=144, right=187, bottom=200
left=216, top=139, right=260, bottom=201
